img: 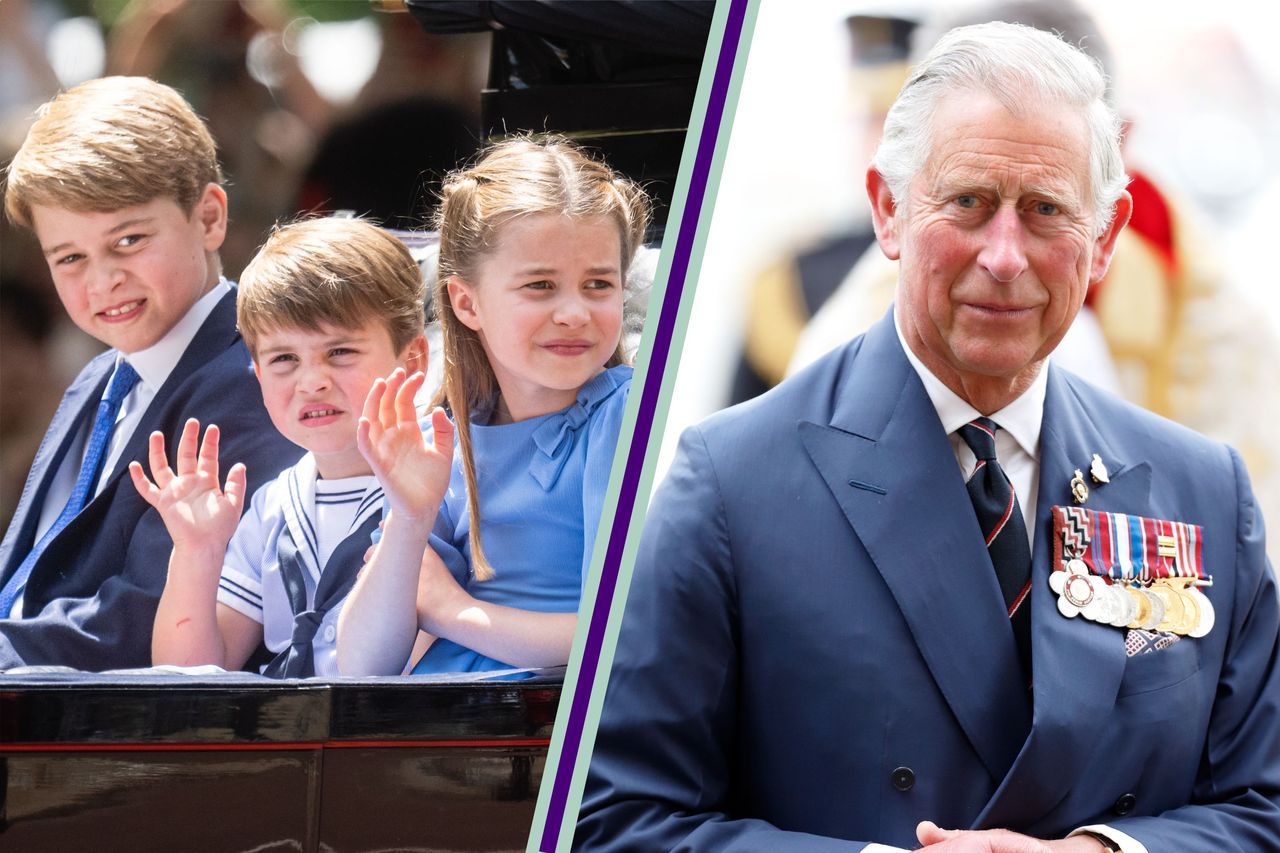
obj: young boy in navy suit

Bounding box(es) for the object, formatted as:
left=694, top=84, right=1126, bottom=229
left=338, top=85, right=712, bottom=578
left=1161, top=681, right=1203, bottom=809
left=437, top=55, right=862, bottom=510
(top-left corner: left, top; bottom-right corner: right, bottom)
left=132, top=217, right=451, bottom=677
left=0, top=76, right=300, bottom=670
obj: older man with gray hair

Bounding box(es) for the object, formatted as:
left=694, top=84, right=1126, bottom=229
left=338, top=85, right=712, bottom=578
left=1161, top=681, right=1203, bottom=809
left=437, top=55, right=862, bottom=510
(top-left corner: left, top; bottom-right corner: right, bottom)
left=576, top=21, right=1279, bottom=853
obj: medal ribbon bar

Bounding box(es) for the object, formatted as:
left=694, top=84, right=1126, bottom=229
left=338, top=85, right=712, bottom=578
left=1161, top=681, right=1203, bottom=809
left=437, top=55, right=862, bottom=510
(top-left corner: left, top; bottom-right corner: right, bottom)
left=1052, top=506, right=1206, bottom=584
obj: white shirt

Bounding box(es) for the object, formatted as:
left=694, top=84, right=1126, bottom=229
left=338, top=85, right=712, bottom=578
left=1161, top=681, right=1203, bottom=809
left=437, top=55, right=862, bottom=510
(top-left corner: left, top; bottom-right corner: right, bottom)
left=314, top=475, right=378, bottom=568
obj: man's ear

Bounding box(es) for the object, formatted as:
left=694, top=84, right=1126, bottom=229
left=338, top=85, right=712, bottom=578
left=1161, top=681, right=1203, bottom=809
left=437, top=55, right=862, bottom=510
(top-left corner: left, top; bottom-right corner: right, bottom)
left=446, top=276, right=482, bottom=332
left=252, top=359, right=261, bottom=381
left=1090, top=190, right=1132, bottom=285
left=195, top=183, right=229, bottom=253
left=866, top=167, right=901, bottom=261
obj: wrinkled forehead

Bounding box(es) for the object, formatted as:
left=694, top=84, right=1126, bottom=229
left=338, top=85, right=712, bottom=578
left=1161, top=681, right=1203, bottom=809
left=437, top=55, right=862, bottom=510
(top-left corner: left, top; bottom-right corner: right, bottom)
left=921, top=90, right=1091, bottom=191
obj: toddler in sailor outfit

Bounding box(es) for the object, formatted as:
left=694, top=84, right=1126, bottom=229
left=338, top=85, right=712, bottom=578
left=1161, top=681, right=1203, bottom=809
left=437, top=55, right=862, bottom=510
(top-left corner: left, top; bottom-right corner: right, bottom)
left=132, top=217, right=439, bottom=677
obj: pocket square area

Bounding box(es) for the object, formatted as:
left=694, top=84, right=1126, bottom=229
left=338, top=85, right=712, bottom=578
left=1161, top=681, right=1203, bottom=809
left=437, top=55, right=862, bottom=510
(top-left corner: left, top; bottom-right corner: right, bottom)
left=1125, top=628, right=1181, bottom=657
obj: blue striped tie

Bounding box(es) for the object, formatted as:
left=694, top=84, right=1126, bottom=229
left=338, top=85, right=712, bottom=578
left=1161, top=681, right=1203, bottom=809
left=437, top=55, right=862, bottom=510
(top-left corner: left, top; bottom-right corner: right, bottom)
left=958, top=417, right=1032, bottom=680
left=0, top=361, right=141, bottom=617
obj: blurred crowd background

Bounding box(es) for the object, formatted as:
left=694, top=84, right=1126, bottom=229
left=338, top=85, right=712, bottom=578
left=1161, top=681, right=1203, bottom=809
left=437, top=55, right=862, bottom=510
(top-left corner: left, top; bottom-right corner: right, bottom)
left=662, top=0, right=1280, bottom=565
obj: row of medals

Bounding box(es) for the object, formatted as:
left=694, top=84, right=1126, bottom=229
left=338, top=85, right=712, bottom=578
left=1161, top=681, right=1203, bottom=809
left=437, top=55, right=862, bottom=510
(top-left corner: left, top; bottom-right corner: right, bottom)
left=1053, top=559, right=1214, bottom=638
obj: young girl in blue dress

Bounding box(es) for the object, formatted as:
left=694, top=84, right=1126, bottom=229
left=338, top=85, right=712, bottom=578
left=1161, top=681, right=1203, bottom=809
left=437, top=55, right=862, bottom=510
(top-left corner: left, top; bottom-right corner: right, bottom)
left=337, top=137, right=650, bottom=676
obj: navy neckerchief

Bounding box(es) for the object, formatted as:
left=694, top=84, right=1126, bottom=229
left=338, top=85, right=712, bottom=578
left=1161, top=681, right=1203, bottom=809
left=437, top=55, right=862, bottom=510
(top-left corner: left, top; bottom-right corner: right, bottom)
left=263, top=510, right=380, bottom=678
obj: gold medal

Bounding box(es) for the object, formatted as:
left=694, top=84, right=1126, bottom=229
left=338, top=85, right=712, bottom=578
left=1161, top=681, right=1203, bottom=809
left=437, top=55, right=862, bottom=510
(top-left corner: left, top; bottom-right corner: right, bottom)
left=1149, top=582, right=1184, bottom=634
left=1176, top=586, right=1201, bottom=636
left=1125, top=585, right=1151, bottom=629
left=1164, top=577, right=1202, bottom=636
left=1070, top=469, right=1089, bottom=504
left=1188, top=586, right=1215, bottom=638
left=1138, top=586, right=1165, bottom=631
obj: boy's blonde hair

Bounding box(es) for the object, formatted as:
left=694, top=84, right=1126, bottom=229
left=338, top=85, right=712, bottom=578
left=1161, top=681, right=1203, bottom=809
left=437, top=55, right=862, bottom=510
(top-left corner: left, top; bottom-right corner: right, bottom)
left=4, top=76, right=222, bottom=228
left=237, top=218, right=425, bottom=357
left=434, top=135, right=651, bottom=580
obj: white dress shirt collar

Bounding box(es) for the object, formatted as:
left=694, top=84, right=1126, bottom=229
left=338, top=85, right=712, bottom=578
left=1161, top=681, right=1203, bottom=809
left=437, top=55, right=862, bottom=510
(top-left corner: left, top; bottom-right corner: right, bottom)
left=122, top=278, right=231, bottom=391
left=893, top=306, right=1047, bottom=462
left=98, top=278, right=232, bottom=493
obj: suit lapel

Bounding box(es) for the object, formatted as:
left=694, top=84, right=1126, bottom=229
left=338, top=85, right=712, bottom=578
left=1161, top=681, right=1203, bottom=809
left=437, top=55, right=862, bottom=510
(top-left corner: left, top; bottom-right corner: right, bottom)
left=799, top=314, right=1031, bottom=783
left=975, top=367, right=1149, bottom=829
left=0, top=354, right=112, bottom=582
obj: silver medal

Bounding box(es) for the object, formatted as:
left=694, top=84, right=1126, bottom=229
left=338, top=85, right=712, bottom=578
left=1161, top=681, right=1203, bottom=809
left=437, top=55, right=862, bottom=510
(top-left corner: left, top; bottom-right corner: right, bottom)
left=1137, top=587, right=1165, bottom=631
left=1051, top=567, right=1104, bottom=619
left=1107, top=583, right=1137, bottom=627
left=1188, top=587, right=1215, bottom=638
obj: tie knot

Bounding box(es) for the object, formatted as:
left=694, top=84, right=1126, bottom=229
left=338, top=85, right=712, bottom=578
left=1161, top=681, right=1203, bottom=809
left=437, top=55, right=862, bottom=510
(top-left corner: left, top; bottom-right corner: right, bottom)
left=958, top=417, right=1000, bottom=461
left=106, top=361, right=140, bottom=405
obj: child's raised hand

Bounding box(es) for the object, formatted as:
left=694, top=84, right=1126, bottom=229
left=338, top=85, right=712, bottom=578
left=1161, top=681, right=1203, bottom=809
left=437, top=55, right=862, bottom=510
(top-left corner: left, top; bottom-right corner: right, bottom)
left=357, top=368, right=455, bottom=523
left=129, top=418, right=247, bottom=552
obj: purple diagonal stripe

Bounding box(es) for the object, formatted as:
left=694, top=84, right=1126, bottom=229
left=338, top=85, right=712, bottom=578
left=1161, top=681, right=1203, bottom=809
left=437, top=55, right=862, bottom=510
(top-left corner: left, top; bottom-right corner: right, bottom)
left=537, top=2, right=750, bottom=849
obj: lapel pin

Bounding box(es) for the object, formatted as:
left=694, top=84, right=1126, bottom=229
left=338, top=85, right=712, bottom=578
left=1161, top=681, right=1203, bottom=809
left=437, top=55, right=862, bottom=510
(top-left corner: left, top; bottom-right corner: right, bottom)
left=1090, top=453, right=1110, bottom=484
left=1070, top=469, right=1089, bottom=504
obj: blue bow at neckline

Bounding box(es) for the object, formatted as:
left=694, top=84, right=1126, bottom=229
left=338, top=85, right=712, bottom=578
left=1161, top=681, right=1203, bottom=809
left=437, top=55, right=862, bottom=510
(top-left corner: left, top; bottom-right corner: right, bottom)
left=529, top=369, right=627, bottom=490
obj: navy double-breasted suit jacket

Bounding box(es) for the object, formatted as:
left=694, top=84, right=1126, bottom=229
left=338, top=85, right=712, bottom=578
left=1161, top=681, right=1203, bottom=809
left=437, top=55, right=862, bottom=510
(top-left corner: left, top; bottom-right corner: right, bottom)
left=0, top=289, right=301, bottom=671
left=577, top=312, right=1280, bottom=851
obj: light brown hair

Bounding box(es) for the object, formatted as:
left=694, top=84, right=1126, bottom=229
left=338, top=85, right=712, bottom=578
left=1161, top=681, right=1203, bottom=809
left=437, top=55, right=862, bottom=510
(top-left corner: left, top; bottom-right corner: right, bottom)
left=434, top=135, right=650, bottom=579
left=5, top=76, right=223, bottom=228
left=237, top=217, right=425, bottom=357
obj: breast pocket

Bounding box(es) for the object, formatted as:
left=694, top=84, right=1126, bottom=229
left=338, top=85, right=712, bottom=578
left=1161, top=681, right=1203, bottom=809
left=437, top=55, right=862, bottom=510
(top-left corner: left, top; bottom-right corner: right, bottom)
left=1116, top=632, right=1202, bottom=697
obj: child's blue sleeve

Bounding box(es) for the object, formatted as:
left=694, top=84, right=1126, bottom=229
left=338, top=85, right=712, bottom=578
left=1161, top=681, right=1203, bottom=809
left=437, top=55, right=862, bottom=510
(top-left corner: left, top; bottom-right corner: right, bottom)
left=367, top=490, right=468, bottom=588
left=579, top=379, right=631, bottom=594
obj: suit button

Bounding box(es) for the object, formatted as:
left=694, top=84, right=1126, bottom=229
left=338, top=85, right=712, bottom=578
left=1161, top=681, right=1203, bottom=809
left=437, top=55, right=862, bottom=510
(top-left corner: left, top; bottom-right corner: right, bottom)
left=1113, top=793, right=1137, bottom=815
left=890, top=767, right=915, bottom=792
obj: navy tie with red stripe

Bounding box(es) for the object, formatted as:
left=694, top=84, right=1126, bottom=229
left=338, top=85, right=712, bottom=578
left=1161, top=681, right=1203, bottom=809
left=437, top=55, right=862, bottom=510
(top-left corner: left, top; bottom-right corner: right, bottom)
left=958, top=417, right=1032, bottom=681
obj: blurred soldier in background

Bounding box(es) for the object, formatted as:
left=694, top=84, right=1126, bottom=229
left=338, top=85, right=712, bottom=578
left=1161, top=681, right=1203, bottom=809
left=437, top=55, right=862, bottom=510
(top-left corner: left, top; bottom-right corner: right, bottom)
left=729, top=8, right=917, bottom=404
